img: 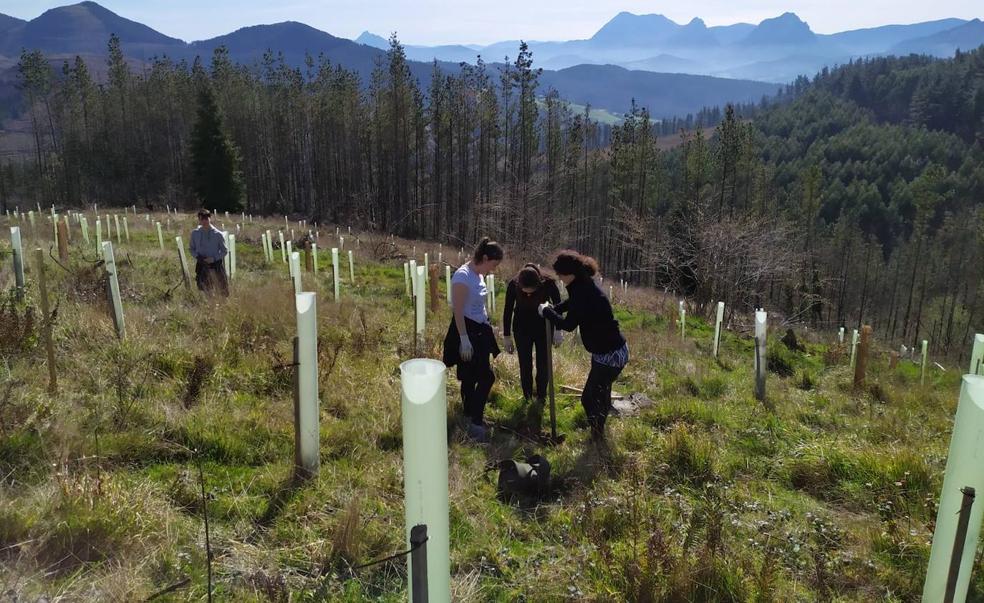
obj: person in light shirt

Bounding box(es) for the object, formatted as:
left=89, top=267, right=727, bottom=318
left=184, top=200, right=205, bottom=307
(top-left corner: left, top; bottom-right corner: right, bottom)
left=189, top=209, right=228, bottom=296
left=442, top=237, right=504, bottom=443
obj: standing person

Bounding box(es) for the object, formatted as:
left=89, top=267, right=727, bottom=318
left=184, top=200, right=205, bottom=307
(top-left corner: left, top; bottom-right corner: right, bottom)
left=502, top=264, right=563, bottom=404
left=538, top=251, right=627, bottom=442
left=189, top=209, right=229, bottom=296
left=443, top=238, right=504, bottom=442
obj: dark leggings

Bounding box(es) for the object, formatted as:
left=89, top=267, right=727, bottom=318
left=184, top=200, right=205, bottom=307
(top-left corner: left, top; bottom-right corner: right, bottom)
left=582, top=360, right=623, bottom=437
left=515, top=327, right=549, bottom=400
left=459, top=351, right=495, bottom=426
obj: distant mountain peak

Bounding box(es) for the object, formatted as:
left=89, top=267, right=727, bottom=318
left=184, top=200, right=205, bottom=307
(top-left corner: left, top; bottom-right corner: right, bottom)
left=591, top=12, right=680, bottom=45
left=685, top=18, right=707, bottom=29
left=744, top=12, right=816, bottom=46
left=356, top=31, right=389, bottom=49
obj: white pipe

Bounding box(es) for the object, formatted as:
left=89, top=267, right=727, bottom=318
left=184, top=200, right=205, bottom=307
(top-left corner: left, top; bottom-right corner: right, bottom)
left=156, top=222, right=164, bottom=250
left=295, top=292, right=320, bottom=477
left=348, top=250, right=354, bottom=282
left=754, top=310, right=767, bottom=400
left=445, top=265, right=452, bottom=305
left=332, top=248, right=341, bottom=301
left=400, top=358, right=451, bottom=603
left=713, top=301, right=724, bottom=357
left=971, top=334, right=984, bottom=376
left=175, top=236, right=191, bottom=286
left=922, top=375, right=984, bottom=602
left=290, top=251, right=302, bottom=294
left=9, top=227, right=24, bottom=293
left=921, top=340, right=928, bottom=384
left=229, top=234, right=236, bottom=280
left=850, top=329, right=859, bottom=368
left=102, top=241, right=125, bottom=339
left=416, top=266, right=426, bottom=340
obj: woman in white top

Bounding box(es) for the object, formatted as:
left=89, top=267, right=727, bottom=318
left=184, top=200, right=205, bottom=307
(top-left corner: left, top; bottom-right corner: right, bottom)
left=442, top=237, right=504, bottom=442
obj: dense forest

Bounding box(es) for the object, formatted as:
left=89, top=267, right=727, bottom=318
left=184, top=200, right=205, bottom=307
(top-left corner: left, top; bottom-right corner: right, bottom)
left=2, top=35, right=982, bottom=360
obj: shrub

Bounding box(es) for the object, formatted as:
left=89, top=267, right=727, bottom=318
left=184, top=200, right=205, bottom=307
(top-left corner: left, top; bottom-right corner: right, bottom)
left=766, top=343, right=796, bottom=377
left=661, top=424, right=716, bottom=485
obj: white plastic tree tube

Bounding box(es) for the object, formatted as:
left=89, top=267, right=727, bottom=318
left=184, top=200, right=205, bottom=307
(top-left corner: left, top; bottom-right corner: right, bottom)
left=114, top=214, right=121, bottom=244
left=921, top=339, right=929, bottom=384
left=332, top=247, right=340, bottom=301
left=489, top=274, right=496, bottom=315
left=838, top=327, right=844, bottom=344
left=424, top=252, right=429, bottom=283
left=279, top=231, right=286, bottom=263
left=122, top=216, right=130, bottom=242
left=348, top=250, right=354, bottom=282
left=445, top=264, right=452, bottom=305
left=96, top=218, right=102, bottom=250
left=850, top=329, right=859, bottom=368
left=265, top=229, right=273, bottom=262
left=9, top=227, right=24, bottom=296
left=102, top=241, right=125, bottom=339
left=970, top=333, right=983, bottom=376
left=175, top=236, right=191, bottom=287
left=340, top=236, right=344, bottom=250
left=416, top=265, right=426, bottom=341
left=28, top=211, right=35, bottom=230
left=222, top=231, right=231, bottom=276
left=400, top=358, right=451, bottom=603
left=229, top=234, right=237, bottom=280
left=81, top=217, right=89, bottom=243
left=261, top=233, right=268, bottom=262
left=409, top=259, right=418, bottom=295
left=679, top=301, right=686, bottom=339
left=754, top=310, right=767, bottom=401
left=63, top=215, right=71, bottom=242
left=922, top=375, right=984, bottom=602
left=286, top=240, right=293, bottom=267
left=404, top=262, right=411, bottom=298
left=156, top=222, right=164, bottom=249
left=713, top=301, right=724, bottom=357
left=295, top=292, right=320, bottom=477
left=290, top=251, right=302, bottom=294
left=312, top=243, right=319, bottom=275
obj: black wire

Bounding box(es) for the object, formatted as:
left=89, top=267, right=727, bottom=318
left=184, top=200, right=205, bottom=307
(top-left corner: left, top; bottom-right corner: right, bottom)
left=352, top=536, right=428, bottom=571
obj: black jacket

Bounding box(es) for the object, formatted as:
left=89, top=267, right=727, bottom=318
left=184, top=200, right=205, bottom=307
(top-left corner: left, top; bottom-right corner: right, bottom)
left=442, top=317, right=501, bottom=368
left=502, top=276, right=561, bottom=337
left=543, top=276, right=625, bottom=355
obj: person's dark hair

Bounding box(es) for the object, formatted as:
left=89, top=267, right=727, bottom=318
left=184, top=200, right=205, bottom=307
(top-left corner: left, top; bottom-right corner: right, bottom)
left=517, top=263, right=542, bottom=289
left=472, top=237, right=504, bottom=263
left=552, top=250, right=598, bottom=278
left=197, top=209, right=212, bottom=220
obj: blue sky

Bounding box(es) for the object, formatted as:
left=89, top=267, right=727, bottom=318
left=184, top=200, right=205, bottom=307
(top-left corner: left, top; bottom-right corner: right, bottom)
left=3, top=0, right=982, bottom=45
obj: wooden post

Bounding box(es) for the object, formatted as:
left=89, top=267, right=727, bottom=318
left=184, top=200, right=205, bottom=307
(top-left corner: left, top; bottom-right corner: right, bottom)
left=56, top=221, right=69, bottom=262
left=889, top=351, right=899, bottom=370
left=429, top=265, right=439, bottom=314
left=34, top=249, right=57, bottom=394
left=305, top=247, right=313, bottom=272
left=546, top=320, right=557, bottom=440
left=853, top=325, right=872, bottom=390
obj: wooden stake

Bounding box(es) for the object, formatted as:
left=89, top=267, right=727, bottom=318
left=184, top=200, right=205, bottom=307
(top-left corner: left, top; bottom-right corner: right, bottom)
left=56, top=221, right=69, bottom=262
left=34, top=249, right=57, bottom=394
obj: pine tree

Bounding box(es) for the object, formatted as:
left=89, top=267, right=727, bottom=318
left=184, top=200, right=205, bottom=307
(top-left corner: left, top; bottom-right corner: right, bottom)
left=190, top=83, right=244, bottom=212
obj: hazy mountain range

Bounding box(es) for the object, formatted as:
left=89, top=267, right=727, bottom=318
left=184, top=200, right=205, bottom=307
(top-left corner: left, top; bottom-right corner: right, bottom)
left=358, top=12, right=984, bottom=83
left=0, top=2, right=788, bottom=121
left=0, top=2, right=980, bottom=124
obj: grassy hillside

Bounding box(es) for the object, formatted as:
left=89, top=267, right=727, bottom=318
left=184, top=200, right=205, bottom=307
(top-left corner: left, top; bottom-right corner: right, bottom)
left=0, top=211, right=974, bottom=601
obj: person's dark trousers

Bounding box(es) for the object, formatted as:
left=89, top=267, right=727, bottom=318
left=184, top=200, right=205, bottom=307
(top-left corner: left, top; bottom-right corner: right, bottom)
left=459, top=350, right=495, bottom=426
left=581, top=360, right=623, bottom=439
left=195, top=259, right=229, bottom=296
left=515, top=327, right=549, bottom=400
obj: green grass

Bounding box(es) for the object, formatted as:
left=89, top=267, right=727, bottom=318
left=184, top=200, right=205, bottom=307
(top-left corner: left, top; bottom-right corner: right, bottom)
left=0, top=211, right=976, bottom=601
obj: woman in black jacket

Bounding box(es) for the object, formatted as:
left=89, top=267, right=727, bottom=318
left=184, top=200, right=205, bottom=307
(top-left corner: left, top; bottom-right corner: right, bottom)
left=538, top=251, right=628, bottom=441
left=502, top=264, right=562, bottom=403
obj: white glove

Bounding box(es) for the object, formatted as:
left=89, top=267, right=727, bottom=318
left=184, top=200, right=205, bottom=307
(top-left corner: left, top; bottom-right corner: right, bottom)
left=503, top=335, right=515, bottom=354
left=537, top=302, right=552, bottom=317
left=553, top=329, right=563, bottom=347
left=459, top=334, right=474, bottom=362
